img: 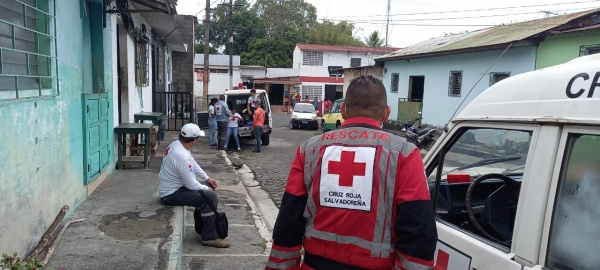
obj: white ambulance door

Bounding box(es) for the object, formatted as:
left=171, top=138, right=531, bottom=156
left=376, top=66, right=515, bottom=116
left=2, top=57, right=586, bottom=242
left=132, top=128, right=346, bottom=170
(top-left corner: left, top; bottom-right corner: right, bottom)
left=534, top=126, right=600, bottom=270
left=427, top=122, right=540, bottom=270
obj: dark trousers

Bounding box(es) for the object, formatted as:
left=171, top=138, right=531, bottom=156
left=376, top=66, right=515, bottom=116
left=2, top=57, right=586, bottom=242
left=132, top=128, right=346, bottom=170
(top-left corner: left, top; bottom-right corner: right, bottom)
left=217, top=121, right=228, bottom=149
left=254, top=126, right=263, bottom=151
left=161, top=187, right=219, bottom=240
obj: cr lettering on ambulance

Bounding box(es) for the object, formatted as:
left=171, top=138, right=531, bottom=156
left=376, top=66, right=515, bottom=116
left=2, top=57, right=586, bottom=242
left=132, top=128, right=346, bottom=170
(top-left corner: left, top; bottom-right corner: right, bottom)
left=565, top=71, right=600, bottom=98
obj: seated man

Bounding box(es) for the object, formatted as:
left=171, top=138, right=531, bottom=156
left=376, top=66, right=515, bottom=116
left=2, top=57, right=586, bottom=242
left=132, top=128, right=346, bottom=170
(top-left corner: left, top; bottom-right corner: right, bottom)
left=158, top=123, right=230, bottom=248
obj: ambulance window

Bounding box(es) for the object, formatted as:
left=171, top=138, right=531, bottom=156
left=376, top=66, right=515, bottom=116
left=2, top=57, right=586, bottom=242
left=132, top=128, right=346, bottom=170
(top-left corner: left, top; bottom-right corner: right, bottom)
left=546, top=134, right=600, bottom=270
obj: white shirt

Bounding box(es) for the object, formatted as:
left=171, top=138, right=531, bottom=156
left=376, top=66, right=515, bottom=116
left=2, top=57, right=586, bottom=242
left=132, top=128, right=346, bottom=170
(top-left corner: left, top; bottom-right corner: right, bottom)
left=158, top=140, right=210, bottom=197
left=208, top=105, right=215, bottom=118
left=248, top=95, right=258, bottom=108
left=228, top=113, right=242, bottom=127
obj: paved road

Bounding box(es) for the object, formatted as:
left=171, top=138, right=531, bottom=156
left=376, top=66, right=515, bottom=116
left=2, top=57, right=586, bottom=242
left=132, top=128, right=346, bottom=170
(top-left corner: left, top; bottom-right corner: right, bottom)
left=238, top=113, right=316, bottom=207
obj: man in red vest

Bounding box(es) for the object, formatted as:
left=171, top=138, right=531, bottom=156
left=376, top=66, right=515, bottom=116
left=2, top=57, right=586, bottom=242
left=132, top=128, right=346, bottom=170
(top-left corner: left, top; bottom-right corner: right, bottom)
left=266, top=75, right=437, bottom=270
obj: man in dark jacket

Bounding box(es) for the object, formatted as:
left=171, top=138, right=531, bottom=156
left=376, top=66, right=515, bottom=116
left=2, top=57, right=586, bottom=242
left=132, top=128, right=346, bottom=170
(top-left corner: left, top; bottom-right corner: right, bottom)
left=266, top=75, right=438, bottom=270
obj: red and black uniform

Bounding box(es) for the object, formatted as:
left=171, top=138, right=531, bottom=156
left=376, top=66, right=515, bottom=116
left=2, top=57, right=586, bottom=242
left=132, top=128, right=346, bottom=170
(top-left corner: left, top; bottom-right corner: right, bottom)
left=266, top=117, right=437, bottom=270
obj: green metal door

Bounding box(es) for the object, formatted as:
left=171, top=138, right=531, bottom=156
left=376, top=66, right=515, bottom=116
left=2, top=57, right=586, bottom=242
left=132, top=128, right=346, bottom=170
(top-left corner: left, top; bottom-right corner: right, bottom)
left=83, top=93, right=110, bottom=184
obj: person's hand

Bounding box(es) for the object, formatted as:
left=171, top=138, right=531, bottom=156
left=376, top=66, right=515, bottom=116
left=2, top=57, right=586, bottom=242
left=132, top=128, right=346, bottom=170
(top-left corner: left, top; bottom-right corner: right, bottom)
left=206, top=178, right=218, bottom=190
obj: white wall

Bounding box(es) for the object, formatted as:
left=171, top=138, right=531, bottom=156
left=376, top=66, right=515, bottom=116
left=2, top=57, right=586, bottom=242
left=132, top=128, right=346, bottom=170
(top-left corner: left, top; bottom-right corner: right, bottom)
left=292, top=46, right=386, bottom=77
left=195, top=66, right=243, bottom=97
left=383, top=47, right=537, bottom=126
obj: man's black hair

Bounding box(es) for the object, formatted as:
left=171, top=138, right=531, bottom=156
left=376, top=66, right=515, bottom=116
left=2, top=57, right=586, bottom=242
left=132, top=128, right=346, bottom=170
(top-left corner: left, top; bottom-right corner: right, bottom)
left=179, top=133, right=197, bottom=143
left=250, top=89, right=256, bottom=93
left=345, top=75, right=387, bottom=119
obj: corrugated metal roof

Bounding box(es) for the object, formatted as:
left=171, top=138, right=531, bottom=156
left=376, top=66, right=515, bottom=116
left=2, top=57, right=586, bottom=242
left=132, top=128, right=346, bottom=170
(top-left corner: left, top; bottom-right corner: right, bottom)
left=297, top=44, right=400, bottom=53
left=194, top=54, right=241, bottom=66
left=378, top=8, right=600, bottom=61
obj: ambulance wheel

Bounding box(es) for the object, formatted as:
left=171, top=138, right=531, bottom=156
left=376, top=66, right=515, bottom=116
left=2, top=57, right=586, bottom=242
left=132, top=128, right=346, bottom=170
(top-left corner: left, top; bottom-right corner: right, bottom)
left=261, top=134, right=270, bottom=146
left=465, top=173, right=519, bottom=246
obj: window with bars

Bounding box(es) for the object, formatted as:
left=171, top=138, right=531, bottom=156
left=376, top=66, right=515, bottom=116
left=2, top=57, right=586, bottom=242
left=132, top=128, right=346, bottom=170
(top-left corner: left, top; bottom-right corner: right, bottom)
left=580, top=44, right=600, bottom=56
left=390, top=73, right=399, bottom=93
left=448, top=71, right=462, bottom=97
left=157, top=47, right=163, bottom=84
left=302, top=51, right=323, bottom=66
left=0, top=0, right=58, bottom=99
left=301, top=85, right=323, bottom=100
left=350, top=58, right=361, bottom=67
left=490, top=72, right=510, bottom=86
left=136, top=42, right=149, bottom=86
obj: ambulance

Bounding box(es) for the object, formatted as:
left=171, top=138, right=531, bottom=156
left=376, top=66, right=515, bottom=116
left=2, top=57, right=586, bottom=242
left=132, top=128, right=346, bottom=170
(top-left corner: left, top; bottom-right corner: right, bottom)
left=425, top=53, right=600, bottom=270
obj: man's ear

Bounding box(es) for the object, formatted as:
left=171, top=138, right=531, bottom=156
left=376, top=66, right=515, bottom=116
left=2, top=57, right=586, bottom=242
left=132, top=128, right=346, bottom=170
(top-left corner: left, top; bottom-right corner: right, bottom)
left=341, top=102, right=348, bottom=120
left=382, top=105, right=391, bottom=123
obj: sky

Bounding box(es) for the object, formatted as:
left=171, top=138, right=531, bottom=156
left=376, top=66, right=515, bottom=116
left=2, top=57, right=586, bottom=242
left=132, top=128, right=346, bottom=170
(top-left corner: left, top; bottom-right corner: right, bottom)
left=176, top=0, right=600, bottom=48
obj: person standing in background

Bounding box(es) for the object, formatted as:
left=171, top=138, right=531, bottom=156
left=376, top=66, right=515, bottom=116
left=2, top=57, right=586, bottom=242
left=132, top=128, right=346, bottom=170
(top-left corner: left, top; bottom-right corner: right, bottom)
left=215, top=95, right=231, bottom=150
left=251, top=100, right=265, bottom=153
left=224, top=107, right=243, bottom=152
left=207, top=98, right=218, bottom=147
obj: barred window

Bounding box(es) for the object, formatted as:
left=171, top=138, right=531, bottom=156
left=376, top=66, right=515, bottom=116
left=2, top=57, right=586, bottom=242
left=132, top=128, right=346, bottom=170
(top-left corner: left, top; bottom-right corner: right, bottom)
left=301, top=85, right=322, bottom=100
left=390, top=73, right=399, bottom=93
left=136, top=42, right=149, bottom=86
left=448, top=71, right=462, bottom=97
left=0, top=0, right=58, bottom=99
left=580, top=44, right=600, bottom=56
left=157, top=47, right=164, bottom=84
left=302, top=51, right=323, bottom=66
left=490, top=72, right=510, bottom=86
left=350, top=58, right=361, bottom=67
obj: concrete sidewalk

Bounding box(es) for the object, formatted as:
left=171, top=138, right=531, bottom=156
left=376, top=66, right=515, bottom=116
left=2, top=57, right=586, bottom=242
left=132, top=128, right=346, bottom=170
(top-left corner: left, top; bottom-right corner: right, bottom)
left=45, top=131, right=276, bottom=270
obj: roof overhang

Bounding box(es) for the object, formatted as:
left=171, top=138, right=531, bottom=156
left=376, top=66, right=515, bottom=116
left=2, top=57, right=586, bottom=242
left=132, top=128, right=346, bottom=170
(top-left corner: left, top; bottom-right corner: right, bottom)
left=375, top=40, right=534, bottom=62
left=105, top=0, right=186, bottom=52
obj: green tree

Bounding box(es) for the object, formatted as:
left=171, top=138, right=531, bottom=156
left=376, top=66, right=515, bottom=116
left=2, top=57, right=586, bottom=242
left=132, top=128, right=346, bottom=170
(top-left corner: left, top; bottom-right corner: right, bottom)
left=241, top=38, right=295, bottom=68
left=308, top=20, right=364, bottom=46
left=364, top=30, right=384, bottom=47
left=252, top=0, right=317, bottom=39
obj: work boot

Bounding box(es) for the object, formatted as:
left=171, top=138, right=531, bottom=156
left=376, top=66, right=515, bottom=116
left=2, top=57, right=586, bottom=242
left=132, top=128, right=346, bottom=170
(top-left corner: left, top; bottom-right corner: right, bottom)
left=201, top=238, right=230, bottom=248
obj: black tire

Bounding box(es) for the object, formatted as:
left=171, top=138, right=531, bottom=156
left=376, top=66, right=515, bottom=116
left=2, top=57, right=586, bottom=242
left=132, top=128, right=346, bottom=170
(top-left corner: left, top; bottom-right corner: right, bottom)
left=336, top=121, right=341, bottom=129
left=261, top=134, right=270, bottom=146
left=320, top=121, right=326, bottom=134
left=289, top=121, right=296, bottom=130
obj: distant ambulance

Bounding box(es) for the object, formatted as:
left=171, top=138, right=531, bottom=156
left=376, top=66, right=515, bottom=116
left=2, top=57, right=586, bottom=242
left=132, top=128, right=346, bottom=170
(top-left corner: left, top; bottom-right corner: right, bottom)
left=425, top=54, right=600, bottom=270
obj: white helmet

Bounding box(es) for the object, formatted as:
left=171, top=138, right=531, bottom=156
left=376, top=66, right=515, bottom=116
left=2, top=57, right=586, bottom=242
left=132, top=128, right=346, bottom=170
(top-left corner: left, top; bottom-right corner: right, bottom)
left=180, top=123, right=205, bottom=138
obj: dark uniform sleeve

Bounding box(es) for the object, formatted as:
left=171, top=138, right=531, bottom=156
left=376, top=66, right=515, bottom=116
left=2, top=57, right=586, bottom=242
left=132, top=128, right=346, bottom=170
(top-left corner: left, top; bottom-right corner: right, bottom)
left=266, top=147, right=307, bottom=270
left=393, top=148, right=438, bottom=270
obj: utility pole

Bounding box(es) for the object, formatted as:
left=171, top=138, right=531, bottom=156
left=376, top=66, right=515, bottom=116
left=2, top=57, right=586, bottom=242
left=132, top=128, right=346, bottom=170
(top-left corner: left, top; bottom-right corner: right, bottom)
left=385, top=0, right=390, bottom=53
left=228, top=0, right=233, bottom=91
left=202, top=0, right=210, bottom=109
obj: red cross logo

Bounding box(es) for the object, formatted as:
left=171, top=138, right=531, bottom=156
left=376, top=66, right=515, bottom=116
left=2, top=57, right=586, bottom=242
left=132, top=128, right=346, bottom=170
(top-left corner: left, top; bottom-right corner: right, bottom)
left=434, top=250, right=450, bottom=270
left=328, top=150, right=366, bottom=187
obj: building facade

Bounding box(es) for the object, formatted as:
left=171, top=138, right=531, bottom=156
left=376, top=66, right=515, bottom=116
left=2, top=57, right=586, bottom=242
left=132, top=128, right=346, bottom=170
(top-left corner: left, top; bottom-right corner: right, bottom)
left=194, top=54, right=243, bottom=98
left=0, top=0, right=186, bottom=255
left=536, top=26, right=600, bottom=69
left=292, top=44, right=395, bottom=102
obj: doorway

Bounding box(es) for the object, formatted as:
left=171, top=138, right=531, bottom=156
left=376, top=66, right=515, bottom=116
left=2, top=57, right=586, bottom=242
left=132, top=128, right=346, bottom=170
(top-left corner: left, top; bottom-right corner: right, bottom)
left=408, top=76, right=425, bottom=101
left=325, top=85, right=337, bottom=102
left=269, top=84, right=284, bottom=105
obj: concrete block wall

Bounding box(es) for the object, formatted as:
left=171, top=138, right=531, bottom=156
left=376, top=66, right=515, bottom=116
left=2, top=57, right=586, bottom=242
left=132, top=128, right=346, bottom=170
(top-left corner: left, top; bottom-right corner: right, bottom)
left=172, top=15, right=196, bottom=93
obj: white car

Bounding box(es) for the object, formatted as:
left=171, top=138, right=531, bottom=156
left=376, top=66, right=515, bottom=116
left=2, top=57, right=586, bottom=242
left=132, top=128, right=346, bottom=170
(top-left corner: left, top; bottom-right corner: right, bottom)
left=290, top=102, right=319, bottom=130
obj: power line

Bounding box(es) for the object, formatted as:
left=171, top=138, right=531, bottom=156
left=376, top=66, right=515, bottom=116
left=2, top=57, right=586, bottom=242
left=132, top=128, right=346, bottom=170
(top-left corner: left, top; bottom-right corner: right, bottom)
left=323, top=6, right=598, bottom=22
left=331, top=0, right=600, bottom=18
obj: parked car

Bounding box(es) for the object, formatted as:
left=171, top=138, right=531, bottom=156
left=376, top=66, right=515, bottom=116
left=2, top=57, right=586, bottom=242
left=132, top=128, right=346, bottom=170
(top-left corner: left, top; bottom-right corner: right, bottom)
left=321, top=98, right=344, bottom=133
left=223, top=89, right=272, bottom=145
left=290, top=103, right=319, bottom=130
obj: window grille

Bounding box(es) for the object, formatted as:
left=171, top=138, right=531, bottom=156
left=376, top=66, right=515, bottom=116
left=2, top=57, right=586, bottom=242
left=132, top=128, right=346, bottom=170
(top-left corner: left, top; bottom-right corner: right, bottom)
left=301, top=85, right=323, bottom=100
left=302, top=51, right=323, bottom=66
left=390, top=73, right=399, bottom=93
left=489, top=72, right=510, bottom=86
left=448, top=71, right=462, bottom=97
left=0, top=0, right=58, bottom=99
left=350, top=58, right=361, bottom=67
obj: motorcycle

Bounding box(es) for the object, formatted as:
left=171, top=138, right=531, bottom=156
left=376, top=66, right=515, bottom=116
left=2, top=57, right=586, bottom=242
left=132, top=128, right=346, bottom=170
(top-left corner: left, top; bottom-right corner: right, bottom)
left=400, top=113, right=438, bottom=150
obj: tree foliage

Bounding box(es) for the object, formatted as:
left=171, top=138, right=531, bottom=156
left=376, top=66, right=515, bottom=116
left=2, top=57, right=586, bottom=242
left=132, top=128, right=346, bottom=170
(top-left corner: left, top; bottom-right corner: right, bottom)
left=192, top=0, right=376, bottom=68
left=308, top=20, right=363, bottom=46
left=364, top=30, right=384, bottom=47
